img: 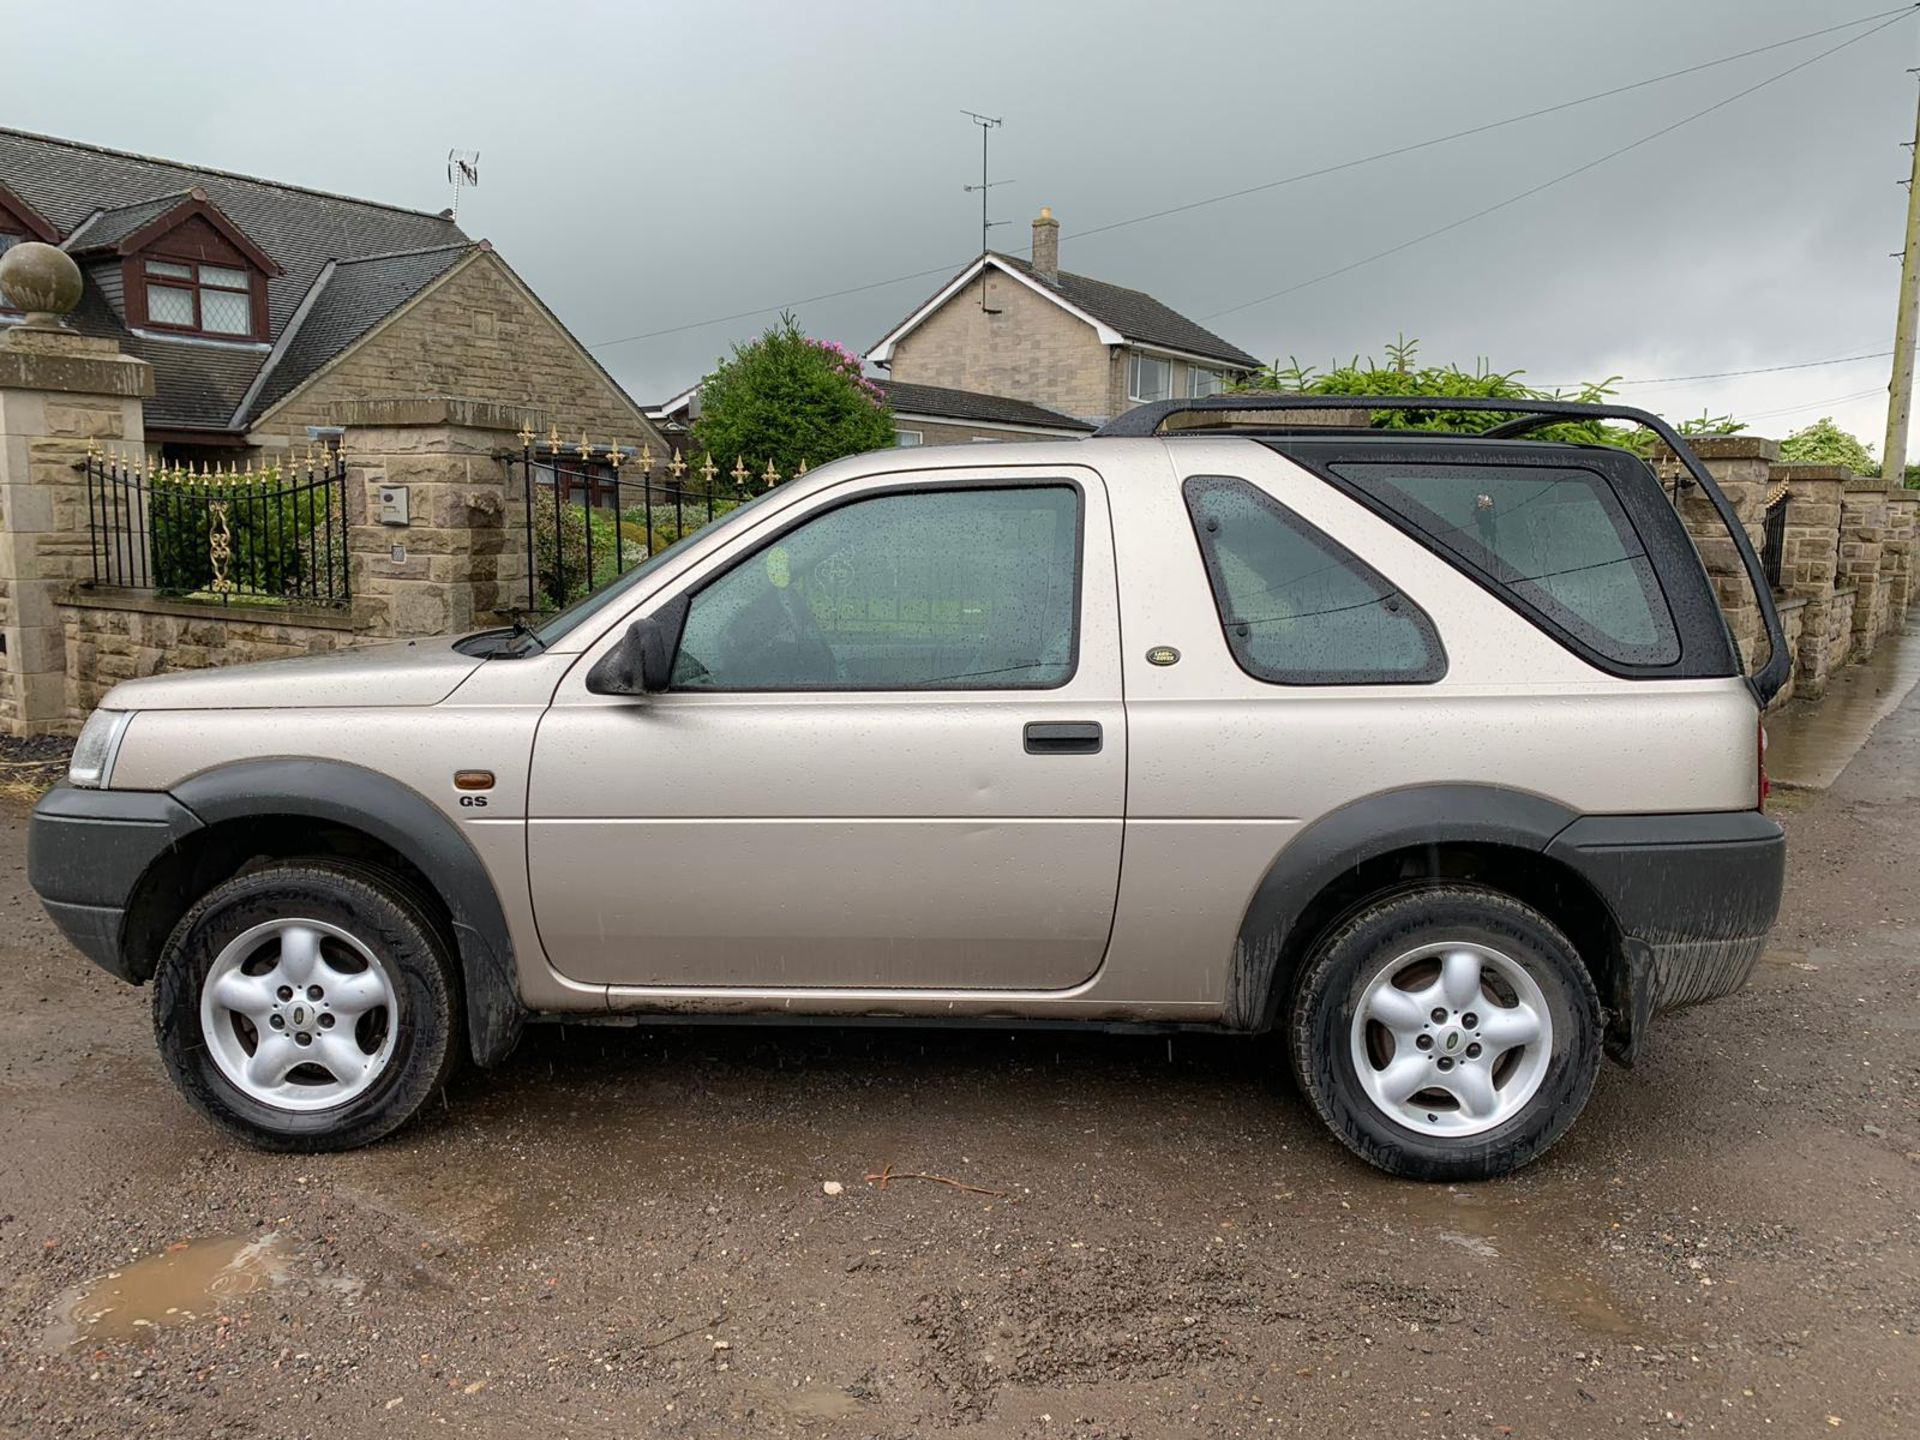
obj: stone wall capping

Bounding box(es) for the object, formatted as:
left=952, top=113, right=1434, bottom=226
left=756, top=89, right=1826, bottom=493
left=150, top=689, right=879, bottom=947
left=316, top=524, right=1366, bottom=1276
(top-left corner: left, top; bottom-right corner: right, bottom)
left=1663, top=434, right=1781, bottom=463
left=1770, top=463, right=1857, bottom=482
left=61, top=586, right=359, bottom=632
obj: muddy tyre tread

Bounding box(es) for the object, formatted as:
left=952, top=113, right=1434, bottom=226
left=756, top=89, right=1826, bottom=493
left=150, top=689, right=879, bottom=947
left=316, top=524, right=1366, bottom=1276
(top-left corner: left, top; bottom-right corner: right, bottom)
left=1287, top=884, right=1602, bottom=1182
left=152, top=861, right=461, bottom=1152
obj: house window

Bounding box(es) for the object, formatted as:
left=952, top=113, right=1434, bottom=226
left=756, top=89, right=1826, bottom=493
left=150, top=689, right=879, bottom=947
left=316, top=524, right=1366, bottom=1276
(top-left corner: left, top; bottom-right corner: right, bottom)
left=142, top=258, right=257, bottom=338
left=1128, top=352, right=1172, bottom=404
left=1188, top=367, right=1226, bottom=398
left=535, top=458, right=625, bottom=509
left=894, top=429, right=924, bottom=447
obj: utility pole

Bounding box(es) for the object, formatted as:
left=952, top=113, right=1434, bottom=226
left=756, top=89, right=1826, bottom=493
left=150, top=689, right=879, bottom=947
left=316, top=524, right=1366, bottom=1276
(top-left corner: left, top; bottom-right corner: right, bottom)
left=1883, top=72, right=1920, bottom=486
left=961, top=110, right=1008, bottom=312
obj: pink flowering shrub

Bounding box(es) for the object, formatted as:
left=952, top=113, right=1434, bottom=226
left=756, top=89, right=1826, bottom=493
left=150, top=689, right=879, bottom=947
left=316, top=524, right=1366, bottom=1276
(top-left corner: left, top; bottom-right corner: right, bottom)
left=692, top=312, right=895, bottom=472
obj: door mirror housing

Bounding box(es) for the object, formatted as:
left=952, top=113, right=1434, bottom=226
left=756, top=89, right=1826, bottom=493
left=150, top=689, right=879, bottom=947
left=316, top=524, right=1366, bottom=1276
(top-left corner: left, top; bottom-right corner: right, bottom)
left=586, top=596, right=687, bottom=696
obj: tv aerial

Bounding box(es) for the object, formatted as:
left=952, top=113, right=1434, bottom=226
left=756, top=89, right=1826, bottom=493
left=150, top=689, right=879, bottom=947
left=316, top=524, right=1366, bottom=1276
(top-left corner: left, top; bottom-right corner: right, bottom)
left=446, top=149, right=480, bottom=221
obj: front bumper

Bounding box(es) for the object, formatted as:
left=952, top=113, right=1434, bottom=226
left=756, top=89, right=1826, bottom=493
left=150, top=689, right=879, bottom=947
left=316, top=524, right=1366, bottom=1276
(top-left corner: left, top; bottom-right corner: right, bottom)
left=28, top=784, right=203, bottom=982
left=1546, top=809, right=1785, bottom=1024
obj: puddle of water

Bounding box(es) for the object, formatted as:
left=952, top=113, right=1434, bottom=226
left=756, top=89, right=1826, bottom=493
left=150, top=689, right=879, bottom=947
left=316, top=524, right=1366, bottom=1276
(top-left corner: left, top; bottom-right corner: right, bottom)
left=784, top=1386, right=865, bottom=1421
left=1766, top=626, right=1920, bottom=789
left=1388, top=1187, right=1641, bottom=1338
left=47, top=1234, right=290, bottom=1349
left=746, top=1380, right=866, bottom=1425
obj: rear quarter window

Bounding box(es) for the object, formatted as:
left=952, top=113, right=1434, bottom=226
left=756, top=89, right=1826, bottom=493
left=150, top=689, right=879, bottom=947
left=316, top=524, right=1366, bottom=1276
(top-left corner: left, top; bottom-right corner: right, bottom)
left=1328, top=461, right=1680, bottom=667
left=1183, top=475, right=1446, bottom=686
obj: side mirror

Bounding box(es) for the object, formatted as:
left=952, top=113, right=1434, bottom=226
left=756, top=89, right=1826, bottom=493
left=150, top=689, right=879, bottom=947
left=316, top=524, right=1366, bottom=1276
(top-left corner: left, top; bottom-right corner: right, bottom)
left=586, top=596, right=687, bottom=696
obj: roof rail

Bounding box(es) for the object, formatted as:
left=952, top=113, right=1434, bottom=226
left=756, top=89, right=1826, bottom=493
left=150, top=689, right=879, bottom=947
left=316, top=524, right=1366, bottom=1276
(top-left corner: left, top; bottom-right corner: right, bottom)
left=1096, top=394, right=1788, bottom=709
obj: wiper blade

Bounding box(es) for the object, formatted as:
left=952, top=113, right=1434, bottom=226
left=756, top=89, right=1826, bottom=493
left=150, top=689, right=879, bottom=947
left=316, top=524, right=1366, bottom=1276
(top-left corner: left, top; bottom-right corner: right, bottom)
left=500, top=614, right=547, bottom=656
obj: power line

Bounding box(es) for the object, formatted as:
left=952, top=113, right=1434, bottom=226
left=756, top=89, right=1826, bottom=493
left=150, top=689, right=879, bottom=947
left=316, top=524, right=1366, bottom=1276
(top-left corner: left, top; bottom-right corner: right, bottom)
left=1735, top=385, right=1886, bottom=423
left=1201, top=8, right=1917, bottom=323
left=583, top=5, right=1917, bottom=355
left=1066, top=5, right=1920, bottom=248
left=1535, top=349, right=1896, bottom=392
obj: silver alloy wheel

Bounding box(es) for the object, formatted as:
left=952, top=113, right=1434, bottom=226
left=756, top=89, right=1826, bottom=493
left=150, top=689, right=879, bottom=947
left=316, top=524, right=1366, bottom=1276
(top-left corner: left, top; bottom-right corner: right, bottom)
left=1349, top=940, right=1553, bottom=1138
left=199, top=918, right=399, bottom=1112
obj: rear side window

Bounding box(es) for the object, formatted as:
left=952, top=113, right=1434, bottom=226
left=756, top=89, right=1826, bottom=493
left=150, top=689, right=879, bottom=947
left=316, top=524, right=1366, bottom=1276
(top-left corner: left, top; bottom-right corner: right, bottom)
left=1329, top=461, right=1679, bottom=666
left=1183, top=475, right=1445, bottom=686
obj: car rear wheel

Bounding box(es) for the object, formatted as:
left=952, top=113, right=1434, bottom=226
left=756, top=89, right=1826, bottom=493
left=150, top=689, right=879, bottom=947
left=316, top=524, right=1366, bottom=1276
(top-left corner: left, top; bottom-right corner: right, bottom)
left=153, top=862, right=461, bottom=1151
left=1288, top=885, right=1601, bottom=1181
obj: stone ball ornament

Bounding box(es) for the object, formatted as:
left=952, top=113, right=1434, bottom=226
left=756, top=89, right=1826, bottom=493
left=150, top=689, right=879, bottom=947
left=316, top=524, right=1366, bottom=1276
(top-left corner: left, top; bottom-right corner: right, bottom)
left=0, top=241, right=84, bottom=325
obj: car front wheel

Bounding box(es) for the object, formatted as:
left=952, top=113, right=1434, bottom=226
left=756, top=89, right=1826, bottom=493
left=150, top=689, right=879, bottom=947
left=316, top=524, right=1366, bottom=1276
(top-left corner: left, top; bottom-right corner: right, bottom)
left=1288, top=885, right=1602, bottom=1181
left=153, top=862, right=461, bottom=1151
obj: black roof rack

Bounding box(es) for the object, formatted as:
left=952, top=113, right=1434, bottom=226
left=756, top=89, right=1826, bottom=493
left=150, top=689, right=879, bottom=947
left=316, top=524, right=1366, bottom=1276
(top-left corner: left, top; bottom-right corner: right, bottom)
left=1094, top=394, right=1788, bottom=707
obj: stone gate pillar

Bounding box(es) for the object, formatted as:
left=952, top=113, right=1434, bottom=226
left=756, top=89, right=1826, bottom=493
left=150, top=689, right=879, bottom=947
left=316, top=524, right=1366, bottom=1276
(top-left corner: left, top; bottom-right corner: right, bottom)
left=335, top=398, right=532, bottom=638
left=0, top=244, right=152, bottom=735
left=1839, top=476, right=1890, bottom=661
left=1772, top=465, right=1847, bottom=701
left=1881, top=488, right=1916, bottom=632
left=1657, top=436, right=1776, bottom=666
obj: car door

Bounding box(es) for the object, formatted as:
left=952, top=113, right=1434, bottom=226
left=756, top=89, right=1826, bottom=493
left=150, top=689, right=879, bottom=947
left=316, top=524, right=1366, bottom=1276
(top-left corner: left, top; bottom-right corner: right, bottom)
left=526, top=465, right=1125, bottom=991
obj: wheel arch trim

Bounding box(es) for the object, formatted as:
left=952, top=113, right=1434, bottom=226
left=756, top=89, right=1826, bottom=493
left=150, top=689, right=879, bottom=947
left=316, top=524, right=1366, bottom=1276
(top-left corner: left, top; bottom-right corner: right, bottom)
left=1226, top=783, right=1593, bottom=1030
left=168, top=758, right=525, bottom=1068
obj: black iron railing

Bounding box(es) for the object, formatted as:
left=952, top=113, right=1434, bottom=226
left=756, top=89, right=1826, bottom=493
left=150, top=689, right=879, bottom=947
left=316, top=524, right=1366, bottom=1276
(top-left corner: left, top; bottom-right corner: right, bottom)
left=1761, top=494, right=1788, bottom=592
left=516, top=439, right=790, bottom=614
left=81, top=450, right=350, bottom=606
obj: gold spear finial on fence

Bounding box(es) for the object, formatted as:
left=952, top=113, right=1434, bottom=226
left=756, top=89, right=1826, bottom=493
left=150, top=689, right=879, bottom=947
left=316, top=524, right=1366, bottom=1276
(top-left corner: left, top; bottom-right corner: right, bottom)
left=607, top=441, right=624, bottom=469
left=762, top=459, right=781, bottom=487
left=516, top=420, right=536, bottom=448
left=576, top=432, right=593, bottom=459
left=699, top=453, right=716, bottom=487
left=669, top=449, right=687, bottom=482
left=639, top=444, right=654, bottom=475
left=547, top=423, right=561, bottom=449
left=732, top=456, right=750, bottom=489
left=796, top=458, right=809, bottom=476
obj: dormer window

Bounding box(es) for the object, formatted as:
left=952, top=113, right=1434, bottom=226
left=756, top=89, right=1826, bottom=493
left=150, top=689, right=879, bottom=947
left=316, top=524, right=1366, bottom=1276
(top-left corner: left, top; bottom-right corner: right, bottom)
left=143, top=258, right=256, bottom=336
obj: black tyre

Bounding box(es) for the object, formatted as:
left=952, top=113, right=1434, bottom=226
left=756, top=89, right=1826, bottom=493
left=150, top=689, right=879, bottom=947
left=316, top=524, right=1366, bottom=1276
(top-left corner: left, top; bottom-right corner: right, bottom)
left=1288, top=885, right=1601, bottom=1181
left=152, top=862, right=461, bottom=1151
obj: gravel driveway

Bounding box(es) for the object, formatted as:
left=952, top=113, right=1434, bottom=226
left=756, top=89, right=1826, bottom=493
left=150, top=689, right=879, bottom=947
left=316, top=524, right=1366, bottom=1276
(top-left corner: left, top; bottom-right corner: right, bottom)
left=2, top=688, right=1916, bottom=1438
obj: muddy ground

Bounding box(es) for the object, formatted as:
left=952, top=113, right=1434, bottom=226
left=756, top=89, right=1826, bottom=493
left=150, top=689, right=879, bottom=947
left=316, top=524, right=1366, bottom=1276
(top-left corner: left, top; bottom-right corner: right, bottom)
left=1, top=689, right=1916, bottom=1440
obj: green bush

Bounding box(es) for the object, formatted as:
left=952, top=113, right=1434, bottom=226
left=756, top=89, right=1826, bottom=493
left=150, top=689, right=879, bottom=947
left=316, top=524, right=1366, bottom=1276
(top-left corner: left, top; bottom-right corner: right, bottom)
left=1779, top=416, right=1877, bottom=473
left=691, top=313, right=894, bottom=472
left=1237, top=337, right=1742, bottom=453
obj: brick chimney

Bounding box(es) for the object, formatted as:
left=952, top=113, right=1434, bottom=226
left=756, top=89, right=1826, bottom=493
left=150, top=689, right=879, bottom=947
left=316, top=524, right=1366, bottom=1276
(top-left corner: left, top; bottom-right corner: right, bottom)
left=1031, top=207, right=1060, bottom=284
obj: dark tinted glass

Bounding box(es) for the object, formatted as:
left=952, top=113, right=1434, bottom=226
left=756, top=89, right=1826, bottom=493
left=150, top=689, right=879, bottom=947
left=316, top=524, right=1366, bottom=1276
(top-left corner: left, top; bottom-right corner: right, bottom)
left=1183, top=475, right=1445, bottom=685
left=1330, top=461, right=1679, bottom=665
left=673, top=485, right=1080, bottom=690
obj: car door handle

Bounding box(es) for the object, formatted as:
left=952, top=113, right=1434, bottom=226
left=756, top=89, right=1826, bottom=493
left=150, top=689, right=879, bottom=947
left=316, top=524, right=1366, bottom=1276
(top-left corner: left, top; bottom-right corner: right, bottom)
left=1024, top=721, right=1103, bottom=755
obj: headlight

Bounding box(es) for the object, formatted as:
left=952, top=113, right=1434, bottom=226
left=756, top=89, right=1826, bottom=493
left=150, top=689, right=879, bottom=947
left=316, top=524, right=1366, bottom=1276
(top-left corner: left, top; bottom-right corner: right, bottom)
left=69, top=709, right=132, bottom=789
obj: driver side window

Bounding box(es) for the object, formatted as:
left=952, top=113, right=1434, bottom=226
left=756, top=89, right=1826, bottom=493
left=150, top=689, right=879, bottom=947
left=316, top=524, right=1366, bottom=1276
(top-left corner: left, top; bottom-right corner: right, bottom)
left=671, top=484, right=1081, bottom=691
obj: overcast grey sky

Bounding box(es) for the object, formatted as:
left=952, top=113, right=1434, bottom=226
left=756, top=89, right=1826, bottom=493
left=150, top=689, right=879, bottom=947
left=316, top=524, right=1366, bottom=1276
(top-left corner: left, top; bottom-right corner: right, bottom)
left=10, top=0, right=1919, bottom=453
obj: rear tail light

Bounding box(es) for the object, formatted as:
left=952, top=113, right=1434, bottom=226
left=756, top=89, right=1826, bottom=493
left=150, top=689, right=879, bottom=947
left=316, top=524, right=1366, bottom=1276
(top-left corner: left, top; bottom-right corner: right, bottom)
left=1757, top=718, right=1769, bottom=811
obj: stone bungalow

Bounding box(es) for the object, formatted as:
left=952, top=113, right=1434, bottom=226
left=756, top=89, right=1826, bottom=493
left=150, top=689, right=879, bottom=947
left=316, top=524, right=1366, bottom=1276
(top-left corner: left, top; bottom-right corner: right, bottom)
left=866, top=207, right=1262, bottom=425
left=0, top=127, right=663, bottom=462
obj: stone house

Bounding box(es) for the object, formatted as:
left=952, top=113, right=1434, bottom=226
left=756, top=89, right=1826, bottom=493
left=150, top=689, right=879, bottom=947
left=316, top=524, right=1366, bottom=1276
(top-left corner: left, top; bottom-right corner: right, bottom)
left=866, top=208, right=1262, bottom=426
left=0, top=126, right=663, bottom=463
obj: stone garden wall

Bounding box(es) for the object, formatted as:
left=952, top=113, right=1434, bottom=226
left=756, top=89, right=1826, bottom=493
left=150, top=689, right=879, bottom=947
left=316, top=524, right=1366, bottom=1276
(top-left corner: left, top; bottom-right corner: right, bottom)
left=60, top=591, right=356, bottom=726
